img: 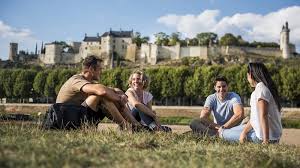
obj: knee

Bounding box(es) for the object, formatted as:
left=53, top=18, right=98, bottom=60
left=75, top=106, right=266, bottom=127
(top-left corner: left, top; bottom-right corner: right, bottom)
left=190, top=118, right=202, bottom=130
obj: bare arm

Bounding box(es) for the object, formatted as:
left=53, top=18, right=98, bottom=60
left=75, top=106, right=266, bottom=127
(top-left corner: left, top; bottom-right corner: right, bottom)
left=126, top=90, right=156, bottom=118
left=223, top=104, right=244, bottom=129
left=82, top=83, right=121, bottom=102
left=258, top=99, right=269, bottom=144
left=200, top=107, right=220, bottom=129
left=239, top=120, right=252, bottom=143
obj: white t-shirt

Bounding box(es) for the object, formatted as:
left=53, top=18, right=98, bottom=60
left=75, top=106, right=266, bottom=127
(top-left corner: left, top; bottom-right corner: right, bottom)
left=250, top=82, right=282, bottom=140
left=125, top=88, right=153, bottom=110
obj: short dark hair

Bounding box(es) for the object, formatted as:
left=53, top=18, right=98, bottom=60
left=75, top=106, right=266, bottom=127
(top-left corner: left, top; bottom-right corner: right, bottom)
left=82, top=55, right=102, bottom=70
left=214, top=76, right=228, bottom=85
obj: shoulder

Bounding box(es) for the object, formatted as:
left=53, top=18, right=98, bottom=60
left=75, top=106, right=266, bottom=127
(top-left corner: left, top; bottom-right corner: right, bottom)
left=125, top=88, right=134, bottom=95
left=206, top=94, right=217, bottom=101
left=255, top=82, right=272, bottom=101
left=228, top=92, right=241, bottom=99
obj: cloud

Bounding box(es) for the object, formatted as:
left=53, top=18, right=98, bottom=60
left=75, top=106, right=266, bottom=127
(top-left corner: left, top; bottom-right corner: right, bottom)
left=0, top=21, right=39, bottom=60
left=157, top=6, right=300, bottom=52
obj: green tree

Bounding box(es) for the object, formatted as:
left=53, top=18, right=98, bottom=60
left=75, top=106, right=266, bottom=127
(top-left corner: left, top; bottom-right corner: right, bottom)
left=0, top=69, right=5, bottom=101
left=44, top=69, right=60, bottom=99
left=3, top=69, right=21, bottom=99
left=120, top=69, right=132, bottom=91
left=154, top=32, right=169, bottom=46
left=187, top=38, right=199, bottom=46
left=280, top=66, right=300, bottom=102
left=13, top=70, right=37, bottom=102
left=168, top=32, right=181, bottom=46
left=196, top=32, right=218, bottom=46
left=132, top=32, right=149, bottom=47
left=219, top=33, right=238, bottom=46
left=33, top=71, right=49, bottom=97
left=146, top=68, right=163, bottom=101
left=184, top=67, right=204, bottom=105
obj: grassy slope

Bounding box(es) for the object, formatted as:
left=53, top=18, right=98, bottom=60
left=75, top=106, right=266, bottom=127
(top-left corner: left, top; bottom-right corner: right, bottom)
left=0, top=123, right=299, bottom=168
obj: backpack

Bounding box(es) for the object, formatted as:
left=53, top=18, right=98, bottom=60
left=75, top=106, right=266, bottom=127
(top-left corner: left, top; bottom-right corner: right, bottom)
left=41, top=103, right=87, bottom=130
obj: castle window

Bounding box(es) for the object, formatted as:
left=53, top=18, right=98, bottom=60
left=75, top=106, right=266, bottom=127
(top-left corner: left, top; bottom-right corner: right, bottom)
left=99, top=47, right=101, bottom=49
left=113, top=40, right=116, bottom=43
left=85, top=47, right=87, bottom=50
left=113, top=45, right=115, bottom=49
left=122, top=40, right=125, bottom=43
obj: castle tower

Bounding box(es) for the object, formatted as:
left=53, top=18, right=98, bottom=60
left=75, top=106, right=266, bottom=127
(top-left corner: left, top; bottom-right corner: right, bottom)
left=280, top=22, right=290, bottom=59
left=9, top=43, right=18, bottom=61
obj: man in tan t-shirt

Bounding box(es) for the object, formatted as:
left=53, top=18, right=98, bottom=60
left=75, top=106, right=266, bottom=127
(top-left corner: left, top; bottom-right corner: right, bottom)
left=56, top=55, right=141, bottom=130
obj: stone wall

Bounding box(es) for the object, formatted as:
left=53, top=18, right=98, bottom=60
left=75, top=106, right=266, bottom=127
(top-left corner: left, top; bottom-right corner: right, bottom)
left=125, top=44, right=137, bottom=62
left=226, top=46, right=282, bottom=57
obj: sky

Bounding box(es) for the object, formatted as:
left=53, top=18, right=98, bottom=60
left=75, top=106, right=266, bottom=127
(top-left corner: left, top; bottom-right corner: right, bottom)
left=0, top=0, right=300, bottom=60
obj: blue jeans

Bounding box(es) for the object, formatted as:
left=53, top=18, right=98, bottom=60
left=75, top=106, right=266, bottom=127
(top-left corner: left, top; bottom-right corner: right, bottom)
left=220, top=125, right=280, bottom=144
left=131, top=107, right=155, bottom=126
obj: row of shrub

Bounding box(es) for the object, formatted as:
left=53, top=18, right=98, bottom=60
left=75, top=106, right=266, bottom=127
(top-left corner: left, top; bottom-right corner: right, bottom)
left=0, top=64, right=299, bottom=105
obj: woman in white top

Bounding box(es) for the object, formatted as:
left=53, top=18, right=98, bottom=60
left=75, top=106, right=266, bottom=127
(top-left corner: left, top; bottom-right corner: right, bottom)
left=221, top=62, right=282, bottom=144
left=125, top=70, right=171, bottom=132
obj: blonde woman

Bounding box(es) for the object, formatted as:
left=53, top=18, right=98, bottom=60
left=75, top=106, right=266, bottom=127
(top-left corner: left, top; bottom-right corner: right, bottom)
left=125, top=70, right=171, bottom=132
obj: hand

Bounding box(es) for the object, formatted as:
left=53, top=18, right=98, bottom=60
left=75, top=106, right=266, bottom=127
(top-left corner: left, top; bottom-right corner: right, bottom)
left=119, top=94, right=128, bottom=104
left=262, top=140, right=269, bottom=145
left=239, top=133, right=247, bottom=143
left=114, top=88, right=124, bottom=94
left=217, top=126, right=224, bottom=135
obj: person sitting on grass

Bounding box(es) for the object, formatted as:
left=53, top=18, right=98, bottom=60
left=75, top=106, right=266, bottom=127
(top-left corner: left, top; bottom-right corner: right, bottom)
left=51, top=55, right=142, bottom=130
left=125, top=70, right=171, bottom=132
left=190, top=76, right=244, bottom=136
left=220, top=62, right=282, bottom=144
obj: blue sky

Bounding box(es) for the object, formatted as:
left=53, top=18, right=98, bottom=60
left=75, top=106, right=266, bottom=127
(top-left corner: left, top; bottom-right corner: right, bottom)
left=0, top=0, right=300, bottom=60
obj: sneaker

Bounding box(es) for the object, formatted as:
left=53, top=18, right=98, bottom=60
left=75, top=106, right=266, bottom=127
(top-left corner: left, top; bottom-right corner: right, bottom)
left=132, top=124, right=152, bottom=132
left=161, top=125, right=172, bottom=132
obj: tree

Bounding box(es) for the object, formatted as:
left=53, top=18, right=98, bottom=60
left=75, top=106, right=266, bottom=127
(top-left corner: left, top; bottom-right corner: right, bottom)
left=184, top=67, right=204, bottom=105
left=132, top=32, right=149, bottom=47
left=3, top=69, right=21, bottom=99
left=44, top=69, right=60, bottom=100
left=154, top=32, right=169, bottom=46
left=33, top=71, right=49, bottom=97
left=168, top=32, right=181, bottom=46
left=0, top=70, right=5, bottom=101
left=236, top=35, right=249, bottom=46
left=280, top=66, right=300, bottom=102
left=219, top=33, right=238, bottom=46
left=13, top=70, right=37, bottom=102
left=196, top=32, right=218, bottom=46
left=187, top=38, right=199, bottom=46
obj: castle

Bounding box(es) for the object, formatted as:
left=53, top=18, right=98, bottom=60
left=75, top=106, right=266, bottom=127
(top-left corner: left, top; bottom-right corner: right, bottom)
left=8, top=22, right=298, bottom=67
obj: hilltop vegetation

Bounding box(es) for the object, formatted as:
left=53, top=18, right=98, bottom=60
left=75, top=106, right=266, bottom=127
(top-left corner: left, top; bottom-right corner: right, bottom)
left=0, top=59, right=300, bottom=106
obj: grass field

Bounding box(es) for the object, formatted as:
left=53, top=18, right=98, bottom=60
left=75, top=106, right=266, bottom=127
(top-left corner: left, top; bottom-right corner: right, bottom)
left=0, top=123, right=299, bottom=168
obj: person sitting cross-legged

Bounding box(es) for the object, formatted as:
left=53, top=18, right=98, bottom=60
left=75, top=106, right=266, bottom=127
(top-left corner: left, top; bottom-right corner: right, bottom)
left=50, top=55, right=142, bottom=130
left=125, top=70, right=171, bottom=132
left=190, top=76, right=244, bottom=136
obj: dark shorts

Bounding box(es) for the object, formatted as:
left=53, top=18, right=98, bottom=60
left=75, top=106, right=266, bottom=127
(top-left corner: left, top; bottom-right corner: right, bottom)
left=42, top=103, right=106, bottom=130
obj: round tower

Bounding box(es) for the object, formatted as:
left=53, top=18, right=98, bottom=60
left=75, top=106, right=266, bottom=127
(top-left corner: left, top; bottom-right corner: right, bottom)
left=280, top=22, right=290, bottom=59
left=9, top=43, right=18, bottom=61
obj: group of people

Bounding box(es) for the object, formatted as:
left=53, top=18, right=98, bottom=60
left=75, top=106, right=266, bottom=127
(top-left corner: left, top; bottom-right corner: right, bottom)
left=50, top=55, right=282, bottom=144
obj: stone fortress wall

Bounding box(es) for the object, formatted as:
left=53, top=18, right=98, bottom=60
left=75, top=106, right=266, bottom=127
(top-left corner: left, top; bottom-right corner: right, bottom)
left=9, top=22, right=297, bottom=66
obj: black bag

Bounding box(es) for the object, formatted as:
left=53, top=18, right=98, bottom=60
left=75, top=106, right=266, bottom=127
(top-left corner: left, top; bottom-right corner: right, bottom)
left=41, top=103, right=87, bottom=130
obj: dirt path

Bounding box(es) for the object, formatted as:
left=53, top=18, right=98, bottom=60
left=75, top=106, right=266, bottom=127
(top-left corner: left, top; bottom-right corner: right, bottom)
left=98, top=123, right=300, bottom=147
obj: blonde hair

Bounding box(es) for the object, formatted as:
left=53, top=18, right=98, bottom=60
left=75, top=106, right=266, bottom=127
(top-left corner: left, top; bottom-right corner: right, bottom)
left=128, top=70, right=150, bottom=89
